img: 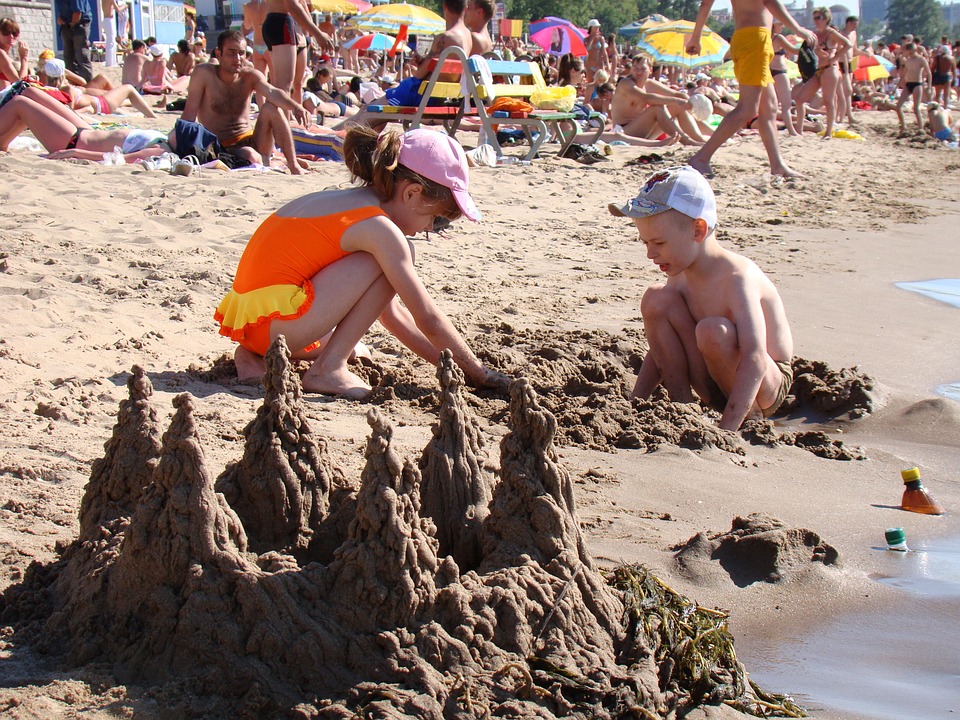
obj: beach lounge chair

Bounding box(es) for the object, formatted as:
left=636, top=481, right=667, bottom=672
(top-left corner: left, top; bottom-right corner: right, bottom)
left=467, top=58, right=604, bottom=162
left=361, top=46, right=477, bottom=135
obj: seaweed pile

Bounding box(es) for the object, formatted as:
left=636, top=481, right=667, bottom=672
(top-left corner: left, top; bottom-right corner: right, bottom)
left=1, top=339, right=800, bottom=718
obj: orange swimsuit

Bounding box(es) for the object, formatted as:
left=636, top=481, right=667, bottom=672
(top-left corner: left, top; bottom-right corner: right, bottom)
left=215, top=205, right=386, bottom=355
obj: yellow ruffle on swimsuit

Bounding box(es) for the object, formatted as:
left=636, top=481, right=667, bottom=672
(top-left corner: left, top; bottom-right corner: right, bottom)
left=215, top=205, right=387, bottom=355
left=730, top=27, right=774, bottom=87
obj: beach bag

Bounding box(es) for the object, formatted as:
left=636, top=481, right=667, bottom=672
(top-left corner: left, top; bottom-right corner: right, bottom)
left=797, top=42, right=818, bottom=82
left=529, top=85, right=576, bottom=112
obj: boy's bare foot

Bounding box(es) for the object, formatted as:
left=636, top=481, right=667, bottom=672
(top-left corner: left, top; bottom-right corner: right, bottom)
left=686, top=156, right=714, bottom=178
left=234, top=346, right=265, bottom=383
left=302, top=366, right=371, bottom=400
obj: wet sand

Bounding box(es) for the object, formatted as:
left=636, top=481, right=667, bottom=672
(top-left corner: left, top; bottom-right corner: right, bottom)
left=0, top=89, right=958, bottom=717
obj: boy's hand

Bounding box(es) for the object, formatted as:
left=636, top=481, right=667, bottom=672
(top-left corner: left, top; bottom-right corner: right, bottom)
left=686, top=38, right=702, bottom=56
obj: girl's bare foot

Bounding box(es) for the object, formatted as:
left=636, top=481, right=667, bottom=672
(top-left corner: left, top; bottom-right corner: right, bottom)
left=350, top=341, right=372, bottom=362
left=302, top=365, right=371, bottom=399
left=771, top=164, right=803, bottom=178
left=234, top=346, right=265, bottom=383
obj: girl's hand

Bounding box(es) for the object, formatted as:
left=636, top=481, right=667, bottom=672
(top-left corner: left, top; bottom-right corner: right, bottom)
left=468, top=366, right=511, bottom=390
left=18, top=40, right=29, bottom=60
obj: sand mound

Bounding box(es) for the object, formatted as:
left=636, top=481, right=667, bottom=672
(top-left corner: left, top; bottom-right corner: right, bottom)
left=674, top=513, right=840, bottom=587
left=0, top=338, right=806, bottom=718
left=782, top=357, right=877, bottom=419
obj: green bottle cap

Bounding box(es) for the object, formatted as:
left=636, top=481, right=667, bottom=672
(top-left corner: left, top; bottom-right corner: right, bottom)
left=885, top=527, right=906, bottom=546
left=901, top=467, right=921, bottom=483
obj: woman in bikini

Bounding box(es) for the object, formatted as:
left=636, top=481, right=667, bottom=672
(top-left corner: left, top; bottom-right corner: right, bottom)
left=770, top=20, right=799, bottom=136
left=215, top=125, right=507, bottom=399
left=0, top=17, right=29, bottom=90
left=791, top=7, right=851, bottom=139
left=0, top=84, right=168, bottom=158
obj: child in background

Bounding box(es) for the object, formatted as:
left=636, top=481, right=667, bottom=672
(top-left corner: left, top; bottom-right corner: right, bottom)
left=609, top=166, right=794, bottom=430
left=216, top=126, right=507, bottom=398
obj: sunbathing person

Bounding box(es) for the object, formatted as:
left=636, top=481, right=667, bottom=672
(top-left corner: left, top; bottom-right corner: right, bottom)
left=611, top=56, right=709, bottom=146
left=121, top=39, right=149, bottom=89
left=40, top=59, right=157, bottom=118
left=141, top=45, right=190, bottom=95
left=167, top=39, right=196, bottom=79
left=0, top=84, right=168, bottom=158
left=0, top=17, right=29, bottom=90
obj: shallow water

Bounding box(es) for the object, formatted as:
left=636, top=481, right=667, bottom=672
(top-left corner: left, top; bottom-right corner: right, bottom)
left=935, top=382, right=960, bottom=402
left=895, top=278, right=960, bottom=309
left=738, top=536, right=960, bottom=720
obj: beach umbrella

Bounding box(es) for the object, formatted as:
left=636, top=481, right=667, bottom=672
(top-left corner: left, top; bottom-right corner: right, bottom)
left=350, top=3, right=444, bottom=35
left=635, top=22, right=729, bottom=69
left=619, top=14, right=670, bottom=37
left=530, top=24, right=587, bottom=57
left=311, top=0, right=358, bottom=13
left=345, top=0, right=373, bottom=10
left=852, top=54, right=893, bottom=82
left=529, top=16, right=586, bottom=37
left=708, top=58, right=800, bottom=80
left=343, top=31, right=399, bottom=51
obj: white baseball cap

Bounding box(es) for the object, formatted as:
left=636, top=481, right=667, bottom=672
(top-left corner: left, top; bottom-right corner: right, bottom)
left=608, top=166, right=717, bottom=229
left=44, top=58, right=66, bottom=78
left=587, top=18, right=601, bottom=28
left=148, top=45, right=164, bottom=56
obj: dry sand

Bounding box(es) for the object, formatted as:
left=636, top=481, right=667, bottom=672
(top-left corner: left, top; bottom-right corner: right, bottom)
left=0, top=89, right=958, bottom=719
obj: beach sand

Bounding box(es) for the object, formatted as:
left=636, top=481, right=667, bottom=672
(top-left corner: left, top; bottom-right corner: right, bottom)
left=0, top=91, right=958, bottom=718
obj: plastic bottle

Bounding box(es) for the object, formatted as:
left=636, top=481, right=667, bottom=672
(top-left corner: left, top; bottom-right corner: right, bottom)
left=885, top=527, right=909, bottom=552
left=900, top=467, right=944, bottom=515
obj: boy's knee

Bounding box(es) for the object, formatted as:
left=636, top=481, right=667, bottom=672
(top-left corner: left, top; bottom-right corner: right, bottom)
left=695, top=316, right=736, bottom=353
left=640, top=283, right=673, bottom=318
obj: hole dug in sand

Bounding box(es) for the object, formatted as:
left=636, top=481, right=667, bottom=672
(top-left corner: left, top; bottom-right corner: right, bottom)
left=0, top=338, right=806, bottom=718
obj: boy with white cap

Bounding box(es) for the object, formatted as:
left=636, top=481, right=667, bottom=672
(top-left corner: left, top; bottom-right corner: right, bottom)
left=609, top=166, right=794, bottom=430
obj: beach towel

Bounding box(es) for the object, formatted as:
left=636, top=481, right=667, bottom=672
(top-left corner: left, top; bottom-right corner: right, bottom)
left=290, top=128, right=343, bottom=161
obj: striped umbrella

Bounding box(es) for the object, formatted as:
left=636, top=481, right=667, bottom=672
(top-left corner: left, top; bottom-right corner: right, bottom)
left=530, top=24, right=587, bottom=57
left=311, top=0, right=359, bottom=13
left=350, top=3, right=444, bottom=35
left=343, top=32, right=395, bottom=51
left=709, top=58, right=800, bottom=80
left=635, top=21, right=729, bottom=69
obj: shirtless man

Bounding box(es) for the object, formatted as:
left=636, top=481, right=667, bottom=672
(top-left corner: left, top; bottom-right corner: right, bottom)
left=262, top=0, right=332, bottom=100
left=120, top=39, right=148, bottom=89
left=837, top=16, right=858, bottom=125
left=896, top=43, right=932, bottom=132
left=611, top=56, right=708, bottom=146
left=464, top=0, right=493, bottom=56
left=100, top=0, right=121, bottom=67
left=687, top=0, right=815, bottom=177
left=181, top=30, right=308, bottom=174
left=926, top=102, right=957, bottom=142
left=167, top=39, right=195, bottom=78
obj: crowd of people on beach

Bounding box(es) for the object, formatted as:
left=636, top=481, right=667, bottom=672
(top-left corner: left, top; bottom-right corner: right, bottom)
left=1, top=0, right=958, bottom=428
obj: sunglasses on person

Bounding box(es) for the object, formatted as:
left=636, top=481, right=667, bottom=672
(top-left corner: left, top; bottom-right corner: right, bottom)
left=812, top=14, right=825, bottom=20
left=1, top=29, right=20, bottom=37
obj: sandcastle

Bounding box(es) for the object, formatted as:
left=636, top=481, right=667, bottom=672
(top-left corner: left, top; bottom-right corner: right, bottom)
left=1, top=339, right=804, bottom=718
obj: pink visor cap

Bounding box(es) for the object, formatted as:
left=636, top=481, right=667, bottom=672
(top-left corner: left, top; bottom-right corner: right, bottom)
left=398, top=129, right=481, bottom=222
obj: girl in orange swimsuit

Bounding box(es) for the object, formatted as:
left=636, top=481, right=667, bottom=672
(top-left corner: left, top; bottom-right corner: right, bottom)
left=215, top=125, right=507, bottom=399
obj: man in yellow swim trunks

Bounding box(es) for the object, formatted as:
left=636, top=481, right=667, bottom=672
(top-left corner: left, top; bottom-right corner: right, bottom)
left=685, top=0, right=815, bottom=178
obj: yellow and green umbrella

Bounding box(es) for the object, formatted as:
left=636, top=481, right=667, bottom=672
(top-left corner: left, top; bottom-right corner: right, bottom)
left=311, top=0, right=359, bottom=13
left=350, top=3, right=444, bottom=35
left=708, top=58, right=800, bottom=80
left=635, top=21, right=730, bottom=69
